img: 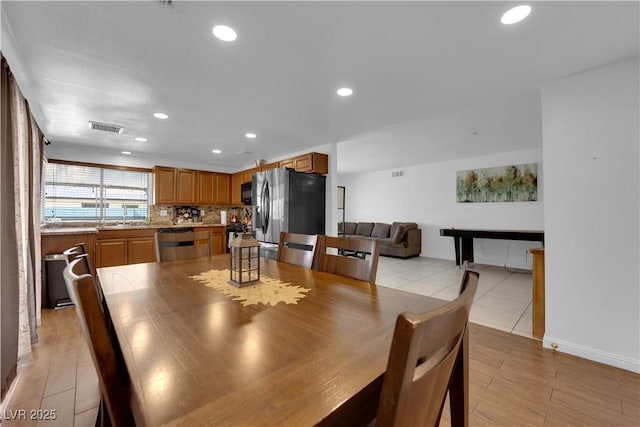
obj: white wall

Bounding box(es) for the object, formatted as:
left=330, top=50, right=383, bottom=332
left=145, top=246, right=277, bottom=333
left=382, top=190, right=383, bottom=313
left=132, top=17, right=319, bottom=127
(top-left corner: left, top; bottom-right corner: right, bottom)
left=338, top=148, right=544, bottom=269
left=541, top=59, right=639, bottom=372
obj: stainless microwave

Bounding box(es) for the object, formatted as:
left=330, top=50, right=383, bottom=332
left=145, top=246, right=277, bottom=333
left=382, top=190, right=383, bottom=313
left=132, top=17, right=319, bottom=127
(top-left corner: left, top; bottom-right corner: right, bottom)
left=241, top=182, right=252, bottom=205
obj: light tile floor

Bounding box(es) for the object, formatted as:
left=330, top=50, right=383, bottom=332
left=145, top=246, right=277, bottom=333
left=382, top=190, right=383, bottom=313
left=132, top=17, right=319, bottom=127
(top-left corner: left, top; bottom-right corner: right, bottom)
left=376, top=256, right=534, bottom=338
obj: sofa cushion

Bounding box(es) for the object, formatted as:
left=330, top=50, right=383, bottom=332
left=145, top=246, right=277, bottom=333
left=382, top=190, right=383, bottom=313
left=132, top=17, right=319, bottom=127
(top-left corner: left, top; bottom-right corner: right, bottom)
left=379, top=238, right=407, bottom=248
left=343, top=222, right=357, bottom=235
left=355, top=222, right=374, bottom=237
left=392, top=222, right=418, bottom=244
left=371, top=222, right=391, bottom=238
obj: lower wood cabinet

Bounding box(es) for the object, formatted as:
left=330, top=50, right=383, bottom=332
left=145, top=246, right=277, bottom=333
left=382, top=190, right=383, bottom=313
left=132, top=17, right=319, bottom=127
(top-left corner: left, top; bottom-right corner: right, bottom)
left=96, top=229, right=157, bottom=268
left=128, top=237, right=157, bottom=265
left=41, top=231, right=98, bottom=273
left=96, top=226, right=225, bottom=267
left=199, top=226, right=226, bottom=255
left=96, top=239, right=128, bottom=268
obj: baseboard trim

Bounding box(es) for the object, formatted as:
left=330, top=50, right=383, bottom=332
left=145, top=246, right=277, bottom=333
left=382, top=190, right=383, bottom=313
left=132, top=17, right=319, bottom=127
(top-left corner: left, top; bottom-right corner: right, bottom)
left=0, top=370, right=21, bottom=418
left=543, top=336, right=640, bottom=373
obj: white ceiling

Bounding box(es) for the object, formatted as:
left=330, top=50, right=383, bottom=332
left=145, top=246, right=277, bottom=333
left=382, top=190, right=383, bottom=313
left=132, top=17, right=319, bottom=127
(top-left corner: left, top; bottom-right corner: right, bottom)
left=2, top=1, right=638, bottom=174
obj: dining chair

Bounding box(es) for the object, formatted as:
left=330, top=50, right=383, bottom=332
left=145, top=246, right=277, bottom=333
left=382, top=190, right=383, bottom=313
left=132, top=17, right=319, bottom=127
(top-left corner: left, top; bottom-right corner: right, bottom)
left=376, top=269, right=479, bottom=427
left=63, top=257, right=135, bottom=427
left=62, top=242, right=93, bottom=275
left=277, top=232, right=321, bottom=269
left=155, top=230, right=211, bottom=261
left=316, top=236, right=380, bottom=284
left=62, top=244, right=96, bottom=305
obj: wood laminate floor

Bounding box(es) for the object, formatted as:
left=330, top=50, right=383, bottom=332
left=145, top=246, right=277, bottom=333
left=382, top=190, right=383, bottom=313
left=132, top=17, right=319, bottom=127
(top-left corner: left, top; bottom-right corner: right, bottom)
left=3, top=282, right=639, bottom=426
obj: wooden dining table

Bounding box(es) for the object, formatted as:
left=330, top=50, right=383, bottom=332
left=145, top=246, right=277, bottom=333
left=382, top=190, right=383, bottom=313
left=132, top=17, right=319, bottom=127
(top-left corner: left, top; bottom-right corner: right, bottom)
left=97, top=255, right=447, bottom=426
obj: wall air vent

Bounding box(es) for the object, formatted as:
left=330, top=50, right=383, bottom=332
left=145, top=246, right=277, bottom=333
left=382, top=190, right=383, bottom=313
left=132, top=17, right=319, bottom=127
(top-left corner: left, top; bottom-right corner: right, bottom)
left=88, top=121, right=124, bottom=134
left=391, top=171, right=404, bottom=177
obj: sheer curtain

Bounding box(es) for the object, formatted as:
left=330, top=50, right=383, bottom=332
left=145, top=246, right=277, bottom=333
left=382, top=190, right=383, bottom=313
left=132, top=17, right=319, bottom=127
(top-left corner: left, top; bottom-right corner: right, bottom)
left=1, top=53, right=42, bottom=371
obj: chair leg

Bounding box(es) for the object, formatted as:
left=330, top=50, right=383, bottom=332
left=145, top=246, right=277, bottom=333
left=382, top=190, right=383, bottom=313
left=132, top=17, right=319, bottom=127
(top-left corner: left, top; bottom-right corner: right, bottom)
left=449, top=326, right=469, bottom=427
left=94, top=397, right=112, bottom=427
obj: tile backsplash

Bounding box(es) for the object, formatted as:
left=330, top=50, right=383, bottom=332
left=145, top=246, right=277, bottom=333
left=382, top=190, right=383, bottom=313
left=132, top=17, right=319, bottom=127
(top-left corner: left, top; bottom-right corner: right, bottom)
left=149, top=205, right=251, bottom=226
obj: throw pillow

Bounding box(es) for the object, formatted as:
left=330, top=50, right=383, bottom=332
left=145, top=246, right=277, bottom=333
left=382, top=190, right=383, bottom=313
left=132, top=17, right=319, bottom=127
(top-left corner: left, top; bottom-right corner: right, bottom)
left=371, top=222, right=391, bottom=238
left=355, top=222, right=374, bottom=237
left=344, top=222, right=357, bottom=235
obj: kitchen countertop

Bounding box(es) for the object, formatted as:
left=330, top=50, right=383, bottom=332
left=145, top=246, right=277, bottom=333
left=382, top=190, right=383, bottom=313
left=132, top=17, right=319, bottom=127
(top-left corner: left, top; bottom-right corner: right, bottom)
left=41, top=223, right=231, bottom=235
left=41, top=227, right=99, bottom=235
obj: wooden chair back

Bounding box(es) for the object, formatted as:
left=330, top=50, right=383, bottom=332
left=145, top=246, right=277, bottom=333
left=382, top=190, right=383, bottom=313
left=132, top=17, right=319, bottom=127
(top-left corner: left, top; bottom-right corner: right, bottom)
left=316, top=236, right=380, bottom=284
left=63, top=242, right=93, bottom=275
left=277, top=232, right=320, bottom=269
left=376, top=269, right=479, bottom=427
left=63, top=257, right=135, bottom=427
left=155, top=230, right=212, bottom=262
left=63, top=244, right=97, bottom=305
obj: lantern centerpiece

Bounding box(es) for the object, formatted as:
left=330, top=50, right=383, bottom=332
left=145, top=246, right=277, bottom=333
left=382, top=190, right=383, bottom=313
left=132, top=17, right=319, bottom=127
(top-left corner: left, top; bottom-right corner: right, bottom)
left=229, top=233, right=261, bottom=287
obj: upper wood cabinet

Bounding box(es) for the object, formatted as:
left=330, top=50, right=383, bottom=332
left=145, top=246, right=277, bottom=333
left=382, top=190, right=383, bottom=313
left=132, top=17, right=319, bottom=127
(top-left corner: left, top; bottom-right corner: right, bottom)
left=278, top=152, right=328, bottom=174
left=154, top=166, right=232, bottom=205
left=197, top=171, right=215, bottom=205
left=214, top=173, right=230, bottom=205
left=153, top=166, right=176, bottom=204
left=231, top=172, right=243, bottom=205
left=278, top=159, right=294, bottom=169
left=176, top=169, right=196, bottom=204
left=262, top=162, right=279, bottom=171
left=242, top=167, right=259, bottom=184
left=294, top=152, right=328, bottom=174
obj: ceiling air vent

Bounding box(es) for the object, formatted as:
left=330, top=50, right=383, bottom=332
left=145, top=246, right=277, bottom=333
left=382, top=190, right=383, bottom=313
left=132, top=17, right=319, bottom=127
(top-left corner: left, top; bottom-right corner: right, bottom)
left=88, top=121, right=124, bottom=134
left=391, top=171, right=404, bottom=177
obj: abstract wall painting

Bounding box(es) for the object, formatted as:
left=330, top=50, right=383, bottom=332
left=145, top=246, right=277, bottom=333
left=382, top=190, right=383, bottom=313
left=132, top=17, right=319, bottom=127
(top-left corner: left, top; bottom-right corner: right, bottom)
left=456, top=163, right=538, bottom=203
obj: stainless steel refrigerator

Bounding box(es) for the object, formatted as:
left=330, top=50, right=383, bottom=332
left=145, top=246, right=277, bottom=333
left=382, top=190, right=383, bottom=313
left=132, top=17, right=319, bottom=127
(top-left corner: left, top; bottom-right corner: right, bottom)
left=252, top=169, right=326, bottom=244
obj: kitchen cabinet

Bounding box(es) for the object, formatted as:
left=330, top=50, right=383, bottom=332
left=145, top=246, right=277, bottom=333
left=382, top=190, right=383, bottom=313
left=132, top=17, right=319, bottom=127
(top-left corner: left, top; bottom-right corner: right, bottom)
left=262, top=162, right=279, bottom=171
left=231, top=172, right=243, bottom=205
left=195, top=226, right=226, bottom=255
left=96, top=228, right=157, bottom=267
left=128, top=237, right=156, bottom=264
left=278, top=159, right=294, bottom=169
left=41, top=230, right=98, bottom=273
left=214, top=173, right=230, bottom=205
left=293, top=152, right=328, bottom=174
left=277, top=152, right=328, bottom=174
left=197, top=171, right=215, bottom=205
left=176, top=169, right=196, bottom=204
left=153, top=166, right=176, bottom=204
left=96, top=239, right=128, bottom=268
left=242, top=167, right=259, bottom=184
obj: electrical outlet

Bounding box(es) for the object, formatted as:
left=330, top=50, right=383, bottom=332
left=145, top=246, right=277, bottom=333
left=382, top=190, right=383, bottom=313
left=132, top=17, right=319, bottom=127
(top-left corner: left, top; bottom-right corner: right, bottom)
left=200, top=209, right=206, bottom=216
left=160, top=209, right=167, bottom=217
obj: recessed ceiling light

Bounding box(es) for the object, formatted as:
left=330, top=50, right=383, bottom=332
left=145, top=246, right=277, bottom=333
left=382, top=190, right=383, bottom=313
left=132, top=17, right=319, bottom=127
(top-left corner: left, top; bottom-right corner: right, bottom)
left=212, top=149, right=222, bottom=154
left=245, top=133, right=257, bottom=139
left=337, top=87, right=353, bottom=97
left=134, top=137, right=148, bottom=142
left=153, top=112, right=168, bottom=119
left=121, top=151, right=132, bottom=155
left=213, top=25, right=237, bottom=42
left=501, top=5, right=531, bottom=25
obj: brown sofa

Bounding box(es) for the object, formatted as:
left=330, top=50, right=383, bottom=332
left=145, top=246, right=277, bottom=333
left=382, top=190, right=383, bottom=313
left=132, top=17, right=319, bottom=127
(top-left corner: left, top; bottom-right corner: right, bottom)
left=338, top=221, right=422, bottom=258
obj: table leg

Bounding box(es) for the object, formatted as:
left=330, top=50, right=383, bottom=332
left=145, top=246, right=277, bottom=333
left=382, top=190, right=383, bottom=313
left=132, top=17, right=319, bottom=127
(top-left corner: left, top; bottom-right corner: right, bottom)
left=453, top=237, right=461, bottom=266
left=461, top=237, right=474, bottom=264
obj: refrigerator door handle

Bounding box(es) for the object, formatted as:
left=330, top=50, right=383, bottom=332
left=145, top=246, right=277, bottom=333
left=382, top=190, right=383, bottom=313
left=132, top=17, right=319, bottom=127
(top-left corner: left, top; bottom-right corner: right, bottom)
left=261, top=179, right=270, bottom=234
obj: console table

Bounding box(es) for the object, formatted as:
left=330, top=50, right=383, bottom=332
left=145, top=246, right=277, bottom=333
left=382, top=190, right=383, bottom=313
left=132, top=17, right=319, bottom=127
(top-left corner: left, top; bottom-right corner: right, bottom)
left=440, top=228, right=544, bottom=266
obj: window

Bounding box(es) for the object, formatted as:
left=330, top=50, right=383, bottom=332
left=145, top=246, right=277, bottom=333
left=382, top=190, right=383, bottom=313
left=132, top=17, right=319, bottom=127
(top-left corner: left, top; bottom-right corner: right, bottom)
left=44, top=161, right=150, bottom=222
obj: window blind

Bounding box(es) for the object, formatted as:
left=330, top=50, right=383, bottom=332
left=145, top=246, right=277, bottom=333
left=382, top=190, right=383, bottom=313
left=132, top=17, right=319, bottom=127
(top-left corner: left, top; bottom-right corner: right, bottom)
left=44, top=162, right=150, bottom=222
